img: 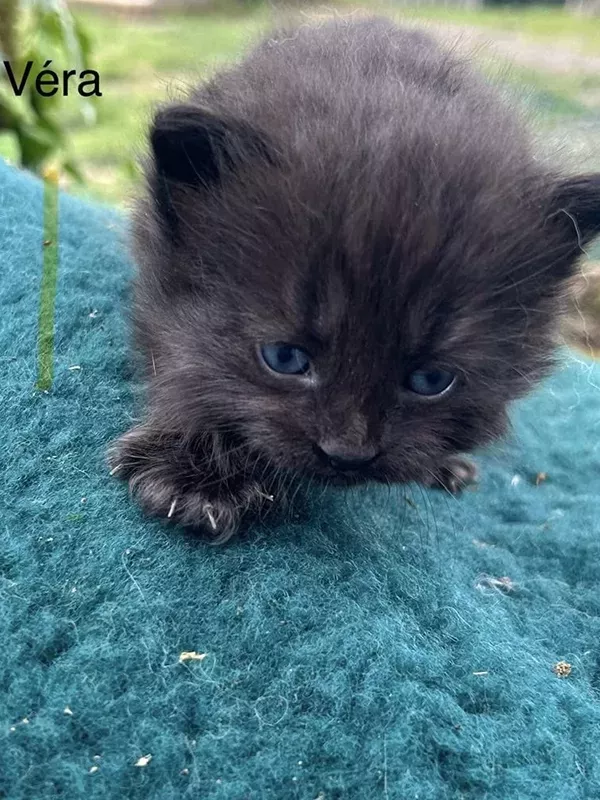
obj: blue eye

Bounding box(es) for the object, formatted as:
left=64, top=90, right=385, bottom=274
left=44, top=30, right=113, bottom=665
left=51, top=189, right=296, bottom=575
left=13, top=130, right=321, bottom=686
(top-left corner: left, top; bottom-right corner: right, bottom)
left=407, top=367, right=455, bottom=397
left=260, top=343, right=311, bottom=375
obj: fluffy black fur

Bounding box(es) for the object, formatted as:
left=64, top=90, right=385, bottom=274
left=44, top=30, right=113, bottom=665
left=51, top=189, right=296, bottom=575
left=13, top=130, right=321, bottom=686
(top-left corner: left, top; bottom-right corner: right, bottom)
left=109, top=17, right=600, bottom=541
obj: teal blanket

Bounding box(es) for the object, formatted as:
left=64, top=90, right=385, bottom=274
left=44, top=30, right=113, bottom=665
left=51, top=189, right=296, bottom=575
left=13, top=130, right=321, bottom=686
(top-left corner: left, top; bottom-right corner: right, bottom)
left=1, top=158, right=599, bottom=799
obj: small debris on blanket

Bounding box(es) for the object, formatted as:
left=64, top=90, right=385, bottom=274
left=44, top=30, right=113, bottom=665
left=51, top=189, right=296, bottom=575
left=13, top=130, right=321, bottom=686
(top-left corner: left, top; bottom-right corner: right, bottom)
left=134, top=754, right=152, bottom=767
left=472, top=539, right=494, bottom=549
left=68, top=365, right=81, bottom=371
left=510, top=475, right=521, bottom=487
left=179, top=651, right=207, bottom=664
left=553, top=660, right=572, bottom=678
left=181, top=768, right=190, bottom=776
left=89, top=766, right=99, bottom=774
left=475, top=574, right=515, bottom=593
left=43, top=240, right=52, bottom=247
left=64, top=706, right=73, bottom=716
left=535, top=472, right=548, bottom=486
left=472, top=671, right=489, bottom=676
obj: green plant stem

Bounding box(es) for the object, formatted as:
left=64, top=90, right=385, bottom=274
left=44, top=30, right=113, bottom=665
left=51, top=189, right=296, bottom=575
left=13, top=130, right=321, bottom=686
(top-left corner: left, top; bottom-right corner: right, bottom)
left=36, top=173, right=59, bottom=391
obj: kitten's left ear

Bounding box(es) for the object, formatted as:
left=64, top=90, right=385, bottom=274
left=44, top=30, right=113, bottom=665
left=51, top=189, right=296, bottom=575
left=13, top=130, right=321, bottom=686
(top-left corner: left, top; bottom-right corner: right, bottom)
left=148, top=103, right=278, bottom=239
left=150, top=103, right=276, bottom=190
left=549, top=173, right=600, bottom=248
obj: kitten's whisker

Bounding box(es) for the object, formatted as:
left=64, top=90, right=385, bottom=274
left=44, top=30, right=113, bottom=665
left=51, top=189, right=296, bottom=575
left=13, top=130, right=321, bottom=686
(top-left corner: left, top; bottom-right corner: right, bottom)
left=415, top=481, right=441, bottom=551
left=287, top=472, right=307, bottom=514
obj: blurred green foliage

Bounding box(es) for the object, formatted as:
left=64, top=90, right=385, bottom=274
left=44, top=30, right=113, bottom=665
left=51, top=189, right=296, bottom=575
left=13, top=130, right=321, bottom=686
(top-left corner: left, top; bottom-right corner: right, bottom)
left=0, top=0, right=95, bottom=177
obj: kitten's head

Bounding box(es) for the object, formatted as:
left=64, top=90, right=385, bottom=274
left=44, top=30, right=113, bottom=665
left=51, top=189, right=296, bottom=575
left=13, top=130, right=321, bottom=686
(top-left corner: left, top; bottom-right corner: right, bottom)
left=134, top=101, right=600, bottom=486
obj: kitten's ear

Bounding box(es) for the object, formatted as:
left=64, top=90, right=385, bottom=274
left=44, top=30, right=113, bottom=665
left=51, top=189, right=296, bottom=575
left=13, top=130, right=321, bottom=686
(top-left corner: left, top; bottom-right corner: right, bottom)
left=149, top=103, right=276, bottom=230
left=549, top=173, right=600, bottom=248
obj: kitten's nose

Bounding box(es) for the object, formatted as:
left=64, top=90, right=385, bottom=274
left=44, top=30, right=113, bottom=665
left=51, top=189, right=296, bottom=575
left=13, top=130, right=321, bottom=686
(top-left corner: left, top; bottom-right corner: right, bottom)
left=317, top=442, right=379, bottom=472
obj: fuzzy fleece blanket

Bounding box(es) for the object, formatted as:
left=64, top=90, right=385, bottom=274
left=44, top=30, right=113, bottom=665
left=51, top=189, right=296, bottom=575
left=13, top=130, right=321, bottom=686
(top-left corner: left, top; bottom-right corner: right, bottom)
left=1, top=158, right=600, bottom=799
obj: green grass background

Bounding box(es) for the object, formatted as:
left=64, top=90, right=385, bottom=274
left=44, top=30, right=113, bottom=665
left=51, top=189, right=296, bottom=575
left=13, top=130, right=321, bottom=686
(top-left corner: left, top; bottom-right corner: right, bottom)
left=1, top=3, right=599, bottom=207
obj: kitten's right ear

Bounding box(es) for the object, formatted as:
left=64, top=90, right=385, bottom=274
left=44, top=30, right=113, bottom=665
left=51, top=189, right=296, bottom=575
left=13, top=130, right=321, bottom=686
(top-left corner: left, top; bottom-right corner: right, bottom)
left=549, top=173, right=600, bottom=249
left=149, top=103, right=275, bottom=229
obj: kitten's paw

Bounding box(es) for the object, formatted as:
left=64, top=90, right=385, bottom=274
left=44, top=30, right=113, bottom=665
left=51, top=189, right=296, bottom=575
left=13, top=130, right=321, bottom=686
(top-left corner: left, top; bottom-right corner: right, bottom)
left=107, top=425, right=271, bottom=541
left=426, top=455, right=478, bottom=494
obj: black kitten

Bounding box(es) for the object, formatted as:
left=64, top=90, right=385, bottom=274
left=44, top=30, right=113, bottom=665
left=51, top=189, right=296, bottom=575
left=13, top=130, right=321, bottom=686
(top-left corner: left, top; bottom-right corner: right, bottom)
left=109, top=16, right=600, bottom=541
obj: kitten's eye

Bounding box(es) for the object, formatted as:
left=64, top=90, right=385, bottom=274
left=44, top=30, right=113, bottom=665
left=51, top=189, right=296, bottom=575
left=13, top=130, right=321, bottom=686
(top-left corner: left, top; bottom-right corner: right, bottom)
left=407, top=367, right=455, bottom=397
left=260, top=343, right=311, bottom=375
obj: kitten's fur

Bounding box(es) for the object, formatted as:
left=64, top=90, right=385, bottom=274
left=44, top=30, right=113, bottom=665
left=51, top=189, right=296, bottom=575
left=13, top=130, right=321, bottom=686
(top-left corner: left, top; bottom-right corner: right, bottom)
left=109, top=17, right=600, bottom=541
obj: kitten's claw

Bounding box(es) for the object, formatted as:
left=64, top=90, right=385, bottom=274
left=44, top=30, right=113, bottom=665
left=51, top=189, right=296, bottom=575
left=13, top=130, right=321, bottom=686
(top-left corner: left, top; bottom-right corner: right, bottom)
left=203, top=504, right=218, bottom=531
left=427, top=455, right=478, bottom=494
left=107, top=425, right=274, bottom=540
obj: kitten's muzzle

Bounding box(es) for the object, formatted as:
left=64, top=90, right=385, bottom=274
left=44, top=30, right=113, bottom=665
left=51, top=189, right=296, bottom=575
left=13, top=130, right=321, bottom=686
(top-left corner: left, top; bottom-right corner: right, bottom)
left=315, top=442, right=380, bottom=473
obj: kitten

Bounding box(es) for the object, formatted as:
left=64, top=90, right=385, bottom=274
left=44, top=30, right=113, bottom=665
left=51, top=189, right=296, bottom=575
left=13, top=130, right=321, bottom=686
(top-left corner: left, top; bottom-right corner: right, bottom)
left=109, top=16, right=600, bottom=541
